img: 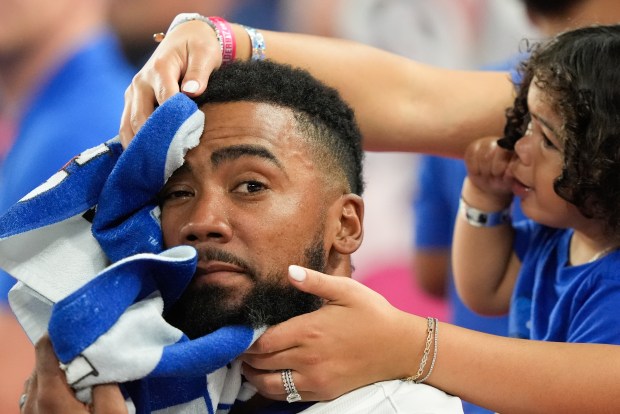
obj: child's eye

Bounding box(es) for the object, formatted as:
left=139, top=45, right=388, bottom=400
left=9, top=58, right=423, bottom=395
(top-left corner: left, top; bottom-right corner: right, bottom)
left=542, top=134, right=558, bottom=150
left=233, top=180, right=267, bottom=194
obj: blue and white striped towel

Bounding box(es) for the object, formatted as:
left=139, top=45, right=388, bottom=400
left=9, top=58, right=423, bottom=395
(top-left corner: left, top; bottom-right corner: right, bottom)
left=0, top=93, right=262, bottom=413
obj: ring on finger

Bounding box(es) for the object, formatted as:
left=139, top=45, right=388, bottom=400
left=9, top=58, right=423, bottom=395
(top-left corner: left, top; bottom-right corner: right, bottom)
left=281, top=369, right=302, bottom=403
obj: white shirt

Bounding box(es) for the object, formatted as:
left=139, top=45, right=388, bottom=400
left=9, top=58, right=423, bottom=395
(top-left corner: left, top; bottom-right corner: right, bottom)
left=300, top=380, right=463, bottom=413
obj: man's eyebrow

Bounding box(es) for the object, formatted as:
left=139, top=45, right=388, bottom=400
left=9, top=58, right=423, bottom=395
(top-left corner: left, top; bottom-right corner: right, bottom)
left=211, top=144, right=283, bottom=169
left=167, top=163, right=192, bottom=180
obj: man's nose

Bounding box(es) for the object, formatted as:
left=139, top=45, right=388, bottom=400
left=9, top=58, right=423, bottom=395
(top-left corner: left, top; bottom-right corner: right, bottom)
left=179, top=195, right=233, bottom=244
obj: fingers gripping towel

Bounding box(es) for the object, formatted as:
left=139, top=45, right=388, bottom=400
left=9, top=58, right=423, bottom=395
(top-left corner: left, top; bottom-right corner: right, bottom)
left=0, top=93, right=262, bottom=413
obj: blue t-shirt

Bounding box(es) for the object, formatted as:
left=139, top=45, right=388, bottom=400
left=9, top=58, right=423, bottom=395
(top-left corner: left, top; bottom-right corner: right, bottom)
left=413, top=57, right=525, bottom=414
left=414, top=156, right=525, bottom=332
left=413, top=56, right=526, bottom=329
left=229, top=0, right=283, bottom=30
left=0, top=30, right=135, bottom=302
left=511, top=221, right=620, bottom=344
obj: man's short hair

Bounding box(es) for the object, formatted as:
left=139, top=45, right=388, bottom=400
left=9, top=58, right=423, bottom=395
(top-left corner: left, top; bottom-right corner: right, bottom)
left=194, top=60, right=365, bottom=195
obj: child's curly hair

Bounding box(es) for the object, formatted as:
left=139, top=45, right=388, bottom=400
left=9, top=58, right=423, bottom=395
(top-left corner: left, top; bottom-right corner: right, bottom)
left=500, top=25, right=620, bottom=240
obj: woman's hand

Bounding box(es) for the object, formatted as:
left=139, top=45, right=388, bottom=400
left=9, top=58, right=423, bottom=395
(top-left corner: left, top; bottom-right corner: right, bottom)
left=119, top=20, right=221, bottom=147
left=239, top=266, right=425, bottom=402
left=21, top=336, right=126, bottom=414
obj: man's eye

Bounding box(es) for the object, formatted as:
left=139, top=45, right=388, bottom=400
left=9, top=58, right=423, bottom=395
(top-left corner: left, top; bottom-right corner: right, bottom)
left=161, top=189, right=193, bottom=202
left=234, top=181, right=266, bottom=193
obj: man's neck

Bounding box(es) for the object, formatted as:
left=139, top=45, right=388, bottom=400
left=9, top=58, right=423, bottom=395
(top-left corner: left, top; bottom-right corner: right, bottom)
left=229, top=393, right=315, bottom=414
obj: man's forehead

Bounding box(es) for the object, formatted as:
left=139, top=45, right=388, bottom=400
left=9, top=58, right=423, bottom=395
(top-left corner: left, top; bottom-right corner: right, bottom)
left=173, top=101, right=312, bottom=171
left=189, top=101, right=314, bottom=160
left=199, top=101, right=299, bottom=142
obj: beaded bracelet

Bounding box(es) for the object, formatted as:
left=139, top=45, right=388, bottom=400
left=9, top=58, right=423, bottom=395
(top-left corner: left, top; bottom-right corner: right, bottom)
left=160, top=13, right=267, bottom=64
left=167, top=13, right=209, bottom=35
left=164, top=13, right=236, bottom=64
left=403, top=317, right=436, bottom=383
left=207, top=16, right=236, bottom=63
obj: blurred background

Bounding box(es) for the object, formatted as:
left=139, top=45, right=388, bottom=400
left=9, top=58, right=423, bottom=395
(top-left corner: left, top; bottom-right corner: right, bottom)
left=0, top=1, right=540, bottom=413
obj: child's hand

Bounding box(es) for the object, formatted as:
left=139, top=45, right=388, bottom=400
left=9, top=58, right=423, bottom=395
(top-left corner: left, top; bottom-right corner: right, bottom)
left=463, top=136, right=515, bottom=209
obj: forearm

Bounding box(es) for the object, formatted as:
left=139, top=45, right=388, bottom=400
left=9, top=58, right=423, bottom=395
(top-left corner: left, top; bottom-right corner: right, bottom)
left=426, top=322, right=620, bottom=414
left=242, top=268, right=620, bottom=412
left=232, top=25, right=514, bottom=157
left=128, top=16, right=515, bottom=155
left=452, top=178, right=515, bottom=314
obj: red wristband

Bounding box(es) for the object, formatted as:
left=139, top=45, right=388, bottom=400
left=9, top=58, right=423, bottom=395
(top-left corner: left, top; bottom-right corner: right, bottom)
left=208, top=17, right=236, bottom=63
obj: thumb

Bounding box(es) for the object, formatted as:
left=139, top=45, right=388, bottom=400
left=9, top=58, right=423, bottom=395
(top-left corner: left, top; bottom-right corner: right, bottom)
left=178, top=21, right=222, bottom=97
left=287, top=265, right=359, bottom=304
left=91, top=384, right=128, bottom=413
left=179, top=46, right=218, bottom=97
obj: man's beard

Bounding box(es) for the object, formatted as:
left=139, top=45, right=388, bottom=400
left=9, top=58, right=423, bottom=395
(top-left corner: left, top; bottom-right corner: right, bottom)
left=164, top=235, right=326, bottom=339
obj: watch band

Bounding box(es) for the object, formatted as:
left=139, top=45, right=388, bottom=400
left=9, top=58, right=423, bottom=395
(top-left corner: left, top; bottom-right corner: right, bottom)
left=459, top=197, right=511, bottom=227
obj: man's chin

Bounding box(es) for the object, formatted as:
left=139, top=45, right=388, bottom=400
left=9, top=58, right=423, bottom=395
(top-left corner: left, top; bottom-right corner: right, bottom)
left=164, top=284, right=250, bottom=339
left=166, top=238, right=326, bottom=338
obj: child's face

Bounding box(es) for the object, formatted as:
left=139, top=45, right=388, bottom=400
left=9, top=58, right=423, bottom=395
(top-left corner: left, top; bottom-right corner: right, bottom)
left=508, top=80, right=585, bottom=229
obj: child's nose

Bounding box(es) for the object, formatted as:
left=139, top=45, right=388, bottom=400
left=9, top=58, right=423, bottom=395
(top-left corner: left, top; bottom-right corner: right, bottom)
left=514, top=134, right=532, bottom=166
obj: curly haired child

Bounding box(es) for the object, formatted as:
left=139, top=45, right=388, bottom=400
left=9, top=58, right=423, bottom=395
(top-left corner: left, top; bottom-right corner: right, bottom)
left=454, top=24, right=620, bottom=344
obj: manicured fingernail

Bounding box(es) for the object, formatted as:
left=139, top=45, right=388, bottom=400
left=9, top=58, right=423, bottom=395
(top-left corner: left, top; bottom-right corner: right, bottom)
left=182, top=80, right=199, bottom=93
left=289, top=265, right=306, bottom=282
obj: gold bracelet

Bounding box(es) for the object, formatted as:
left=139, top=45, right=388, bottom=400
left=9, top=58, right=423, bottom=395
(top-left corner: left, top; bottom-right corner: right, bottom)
left=403, top=317, right=435, bottom=382
left=416, top=318, right=438, bottom=384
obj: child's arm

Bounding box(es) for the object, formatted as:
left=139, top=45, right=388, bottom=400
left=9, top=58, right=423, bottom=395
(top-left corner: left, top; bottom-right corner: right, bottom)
left=452, top=137, right=521, bottom=315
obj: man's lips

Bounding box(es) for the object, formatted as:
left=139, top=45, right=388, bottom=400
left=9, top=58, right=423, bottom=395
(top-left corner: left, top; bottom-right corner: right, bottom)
left=202, top=261, right=245, bottom=274
left=193, top=261, right=248, bottom=285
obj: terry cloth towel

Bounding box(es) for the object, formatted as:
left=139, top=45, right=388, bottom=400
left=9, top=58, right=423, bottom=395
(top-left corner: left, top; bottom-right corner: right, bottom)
left=0, top=93, right=262, bottom=413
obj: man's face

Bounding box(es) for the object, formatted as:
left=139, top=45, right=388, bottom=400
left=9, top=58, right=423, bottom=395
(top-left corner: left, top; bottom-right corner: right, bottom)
left=160, top=101, right=350, bottom=338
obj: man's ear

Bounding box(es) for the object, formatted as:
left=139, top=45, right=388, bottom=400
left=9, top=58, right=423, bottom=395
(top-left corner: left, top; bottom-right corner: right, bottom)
left=331, top=194, right=364, bottom=254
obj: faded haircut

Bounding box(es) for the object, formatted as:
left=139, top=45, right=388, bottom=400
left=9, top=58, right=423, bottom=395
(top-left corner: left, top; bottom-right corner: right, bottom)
left=194, top=59, right=365, bottom=196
